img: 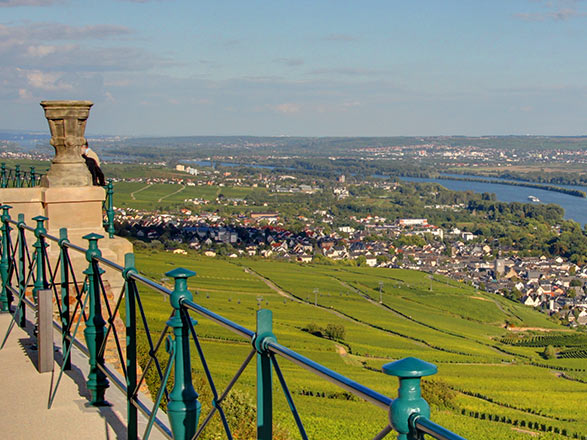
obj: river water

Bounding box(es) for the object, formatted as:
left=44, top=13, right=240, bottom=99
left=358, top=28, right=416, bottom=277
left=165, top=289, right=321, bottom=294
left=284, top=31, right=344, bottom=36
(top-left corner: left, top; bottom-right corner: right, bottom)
left=401, top=175, right=587, bottom=226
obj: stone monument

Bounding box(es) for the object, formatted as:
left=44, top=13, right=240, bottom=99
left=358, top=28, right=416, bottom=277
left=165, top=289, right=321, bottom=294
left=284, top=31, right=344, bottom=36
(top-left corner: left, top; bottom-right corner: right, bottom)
left=40, top=100, right=93, bottom=187
left=0, top=100, right=132, bottom=287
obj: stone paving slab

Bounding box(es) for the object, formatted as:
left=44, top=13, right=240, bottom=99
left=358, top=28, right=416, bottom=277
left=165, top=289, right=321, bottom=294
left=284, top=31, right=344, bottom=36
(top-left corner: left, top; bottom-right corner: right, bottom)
left=0, top=312, right=168, bottom=440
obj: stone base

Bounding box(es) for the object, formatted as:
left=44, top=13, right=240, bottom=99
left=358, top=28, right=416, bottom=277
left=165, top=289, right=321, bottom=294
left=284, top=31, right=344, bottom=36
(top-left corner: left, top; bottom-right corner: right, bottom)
left=0, top=186, right=132, bottom=289
left=42, top=162, right=92, bottom=187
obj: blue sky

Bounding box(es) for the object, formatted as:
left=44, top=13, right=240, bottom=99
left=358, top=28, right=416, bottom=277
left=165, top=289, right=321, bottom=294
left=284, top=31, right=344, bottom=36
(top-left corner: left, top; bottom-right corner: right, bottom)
left=0, top=0, right=586, bottom=136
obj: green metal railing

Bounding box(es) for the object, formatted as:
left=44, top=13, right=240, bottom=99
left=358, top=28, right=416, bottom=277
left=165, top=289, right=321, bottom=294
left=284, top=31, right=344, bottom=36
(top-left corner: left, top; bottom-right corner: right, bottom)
left=102, top=179, right=115, bottom=238
left=0, top=163, right=115, bottom=238
left=0, top=163, right=45, bottom=188
left=0, top=206, right=467, bottom=440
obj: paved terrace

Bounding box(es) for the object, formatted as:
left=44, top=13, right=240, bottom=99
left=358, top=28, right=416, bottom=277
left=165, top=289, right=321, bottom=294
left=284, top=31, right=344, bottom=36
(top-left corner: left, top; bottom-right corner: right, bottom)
left=0, top=312, right=165, bottom=440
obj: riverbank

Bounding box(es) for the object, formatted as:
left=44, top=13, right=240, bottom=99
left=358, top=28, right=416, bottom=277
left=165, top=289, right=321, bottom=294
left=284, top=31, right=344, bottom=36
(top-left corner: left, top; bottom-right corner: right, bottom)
left=437, top=175, right=586, bottom=198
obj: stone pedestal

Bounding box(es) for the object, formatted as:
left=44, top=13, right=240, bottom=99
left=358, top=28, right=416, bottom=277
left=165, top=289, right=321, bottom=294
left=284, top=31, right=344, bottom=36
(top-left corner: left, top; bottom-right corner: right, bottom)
left=40, top=100, right=93, bottom=187
left=0, top=186, right=132, bottom=289
left=0, top=100, right=132, bottom=289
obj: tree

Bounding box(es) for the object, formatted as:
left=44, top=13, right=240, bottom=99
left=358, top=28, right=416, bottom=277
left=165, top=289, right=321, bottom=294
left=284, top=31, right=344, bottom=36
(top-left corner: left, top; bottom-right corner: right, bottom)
left=542, top=345, right=556, bottom=360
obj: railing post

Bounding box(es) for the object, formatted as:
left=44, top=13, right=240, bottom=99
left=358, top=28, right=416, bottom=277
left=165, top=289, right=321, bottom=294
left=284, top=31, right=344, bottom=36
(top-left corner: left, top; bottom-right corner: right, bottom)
left=123, top=253, right=138, bottom=440
left=254, top=309, right=276, bottom=440
left=15, top=164, right=21, bottom=188
left=0, top=163, right=6, bottom=188
left=17, top=213, right=26, bottom=328
left=0, top=205, right=12, bottom=312
left=105, top=180, right=115, bottom=239
left=165, top=267, right=200, bottom=440
left=32, top=216, right=48, bottom=304
left=383, top=357, right=437, bottom=440
left=82, top=232, right=109, bottom=405
left=59, top=228, right=71, bottom=370
left=30, top=167, right=36, bottom=187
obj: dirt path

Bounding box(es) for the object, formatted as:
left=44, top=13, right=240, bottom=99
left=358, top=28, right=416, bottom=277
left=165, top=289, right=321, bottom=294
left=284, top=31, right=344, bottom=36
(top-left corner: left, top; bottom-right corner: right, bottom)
left=506, top=326, right=573, bottom=332
left=158, top=184, right=185, bottom=202
left=130, top=184, right=151, bottom=200
left=335, top=344, right=348, bottom=356
left=244, top=267, right=372, bottom=327
left=244, top=267, right=296, bottom=300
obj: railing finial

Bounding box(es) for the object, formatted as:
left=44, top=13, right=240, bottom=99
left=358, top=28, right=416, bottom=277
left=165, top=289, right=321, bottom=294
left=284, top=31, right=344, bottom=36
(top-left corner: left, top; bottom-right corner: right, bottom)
left=383, top=357, right=437, bottom=440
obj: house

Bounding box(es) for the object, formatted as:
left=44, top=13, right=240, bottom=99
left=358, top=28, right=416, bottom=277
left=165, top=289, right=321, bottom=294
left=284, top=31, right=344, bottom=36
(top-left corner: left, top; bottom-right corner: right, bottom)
left=521, top=294, right=541, bottom=307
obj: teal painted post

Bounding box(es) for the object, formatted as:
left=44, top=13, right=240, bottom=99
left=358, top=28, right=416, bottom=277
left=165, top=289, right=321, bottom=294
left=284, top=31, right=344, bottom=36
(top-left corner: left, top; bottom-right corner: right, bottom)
left=82, top=233, right=109, bottom=405
left=0, top=205, right=12, bottom=312
left=29, top=167, right=36, bottom=187
left=59, top=228, right=71, bottom=370
left=0, top=163, right=6, bottom=188
left=15, top=164, right=21, bottom=188
left=17, top=214, right=26, bottom=328
left=32, top=216, right=48, bottom=304
left=105, top=180, right=115, bottom=238
left=123, top=253, right=138, bottom=440
left=254, top=309, right=276, bottom=440
left=165, top=267, right=201, bottom=439
left=383, top=357, right=437, bottom=440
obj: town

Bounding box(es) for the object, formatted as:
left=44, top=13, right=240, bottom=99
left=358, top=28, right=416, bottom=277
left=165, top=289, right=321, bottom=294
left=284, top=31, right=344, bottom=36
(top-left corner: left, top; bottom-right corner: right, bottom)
left=112, top=164, right=587, bottom=328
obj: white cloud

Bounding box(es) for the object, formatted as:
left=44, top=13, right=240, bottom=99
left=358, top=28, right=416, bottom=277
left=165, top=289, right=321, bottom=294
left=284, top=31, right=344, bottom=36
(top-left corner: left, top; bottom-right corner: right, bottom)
left=272, top=103, right=301, bottom=114
left=26, top=45, right=58, bottom=57
left=24, top=70, right=72, bottom=90
left=514, top=0, right=586, bottom=21
left=17, top=88, right=33, bottom=100
left=0, top=0, right=63, bottom=7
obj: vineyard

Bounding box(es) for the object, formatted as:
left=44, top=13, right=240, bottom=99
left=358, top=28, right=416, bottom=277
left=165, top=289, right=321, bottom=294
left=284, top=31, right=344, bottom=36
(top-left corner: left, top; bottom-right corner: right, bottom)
left=558, top=349, right=587, bottom=359
left=134, top=250, right=587, bottom=439
left=500, top=334, right=587, bottom=348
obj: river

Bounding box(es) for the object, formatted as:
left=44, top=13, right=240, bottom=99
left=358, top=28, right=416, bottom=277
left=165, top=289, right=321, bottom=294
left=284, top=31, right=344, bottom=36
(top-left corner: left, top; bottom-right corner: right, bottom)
left=401, top=175, right=587, bottom=226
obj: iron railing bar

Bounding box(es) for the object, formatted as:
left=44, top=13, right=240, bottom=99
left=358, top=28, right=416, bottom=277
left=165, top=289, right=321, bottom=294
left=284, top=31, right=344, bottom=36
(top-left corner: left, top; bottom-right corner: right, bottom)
left=43, top=245, right=63, bottom=318
left=130, top=272, right=172, bottom=296
left=414, top=416, right=468, bottom=440
left=217, top=348, right=256, bottom=405
left=183, top=307, right=234, bottom=440
left=134, top=295, right=172, bottom=401
left=192, top=406, right=219, bottom=440
left=192, top=348, right=255, bottom=440
left=143, top=341, right=174, bottom=440
left=372, top=424, right=393, bottom=440
left=63, top=275, right=88, bottom=333
left=270, top=354, right=308, bottom=440
left=93, top=254, right=124, bottom=272
left=51, top=320, right=174, bottom=439
left=64, top=252, right=88, bottom=322
left=183, top=307, right=221, bottom=398
left=267, top=341, right=392, bottom=409
left=40, top=231, right=61, bottom=243
left=130, top=396, right=174, bottom=439
left=62, top=241, right=87, bottom=254
left=136, top=320, right=173, bottom=400
left=96, top=270, right=128, bottom=379
left=48, top=290, right=89, bottom=409
left=181, top=298, right=255, bottom=340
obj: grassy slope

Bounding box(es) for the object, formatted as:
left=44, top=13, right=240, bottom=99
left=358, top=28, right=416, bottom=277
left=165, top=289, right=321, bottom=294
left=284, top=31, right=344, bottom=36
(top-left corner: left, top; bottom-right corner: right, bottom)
left=131, top=250, right=587, bottom=440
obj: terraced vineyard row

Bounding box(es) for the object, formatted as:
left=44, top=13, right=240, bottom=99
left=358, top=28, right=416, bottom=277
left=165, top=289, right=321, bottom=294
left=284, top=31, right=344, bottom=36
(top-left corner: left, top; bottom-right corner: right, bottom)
left=133, top=250, right=587, bottom=439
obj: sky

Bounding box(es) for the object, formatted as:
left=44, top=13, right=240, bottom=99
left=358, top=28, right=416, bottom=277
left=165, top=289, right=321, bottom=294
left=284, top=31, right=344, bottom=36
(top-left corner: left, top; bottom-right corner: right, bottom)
left=0, top=0, right=586, bottom=137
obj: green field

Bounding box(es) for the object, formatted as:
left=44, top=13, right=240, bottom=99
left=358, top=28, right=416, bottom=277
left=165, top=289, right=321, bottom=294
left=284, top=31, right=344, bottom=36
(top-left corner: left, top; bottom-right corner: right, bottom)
left=124, top=250, right=587, bottom=440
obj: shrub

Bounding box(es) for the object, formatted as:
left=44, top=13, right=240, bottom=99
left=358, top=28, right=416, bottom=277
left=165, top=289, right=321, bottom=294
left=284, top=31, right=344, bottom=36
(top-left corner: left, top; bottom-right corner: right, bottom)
left=324, top=323, right=346, bottom=340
